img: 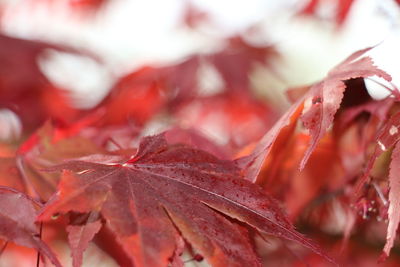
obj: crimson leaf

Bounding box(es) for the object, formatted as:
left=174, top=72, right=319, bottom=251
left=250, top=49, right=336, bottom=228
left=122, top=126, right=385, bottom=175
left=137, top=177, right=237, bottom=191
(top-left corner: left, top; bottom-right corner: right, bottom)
left=0, top=186, right=61, bottom=266
left=237, top=47, right=391, bottom=182
left=38, top=133, right=332, bottom=266
left=382, top=141, right=400, bottom=260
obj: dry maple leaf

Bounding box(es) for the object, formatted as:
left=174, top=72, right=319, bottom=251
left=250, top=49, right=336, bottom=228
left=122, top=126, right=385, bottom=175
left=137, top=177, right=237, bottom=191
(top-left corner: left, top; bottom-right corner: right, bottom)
left=0, top=186, right=61, bottom=266
left=38, top=133, right=332, bottom=267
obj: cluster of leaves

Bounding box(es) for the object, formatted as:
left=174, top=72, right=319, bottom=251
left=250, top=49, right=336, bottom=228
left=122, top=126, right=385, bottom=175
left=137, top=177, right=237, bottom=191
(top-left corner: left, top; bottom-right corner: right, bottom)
left=2, top=4, right=400, bottom=267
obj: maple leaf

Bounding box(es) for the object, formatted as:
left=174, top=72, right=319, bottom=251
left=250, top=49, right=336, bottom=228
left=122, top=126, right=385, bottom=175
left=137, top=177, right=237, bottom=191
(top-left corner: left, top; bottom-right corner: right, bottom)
left=97, top=67, right=167, bottom=126
left=165, top=36, right=277, bottom=99
left=67, top=212, right=102, bottom=267
left=350, top=110, right=400, bottom=260
left=337, top=96, right=394, bottom=131
left=98, top=36, right=277, bottom=128
left=0, top=186, right=61, bottom=266
left=38, top=133, right=332, bottom=266
left=334, top=94, right=395, bottom=190
left=1, top=121, right=111, bottom=202
left=382, top=141, right=400, bottom=260
left=164, top=127, right=229, bottom=160
left=353, top=110, right=400, bottom=198
left=208, top=36, right=278, bottom=92
left=238, top=47, right=391, bottom=182
left=300, top=49, right=391, bottom=169
left=0, top=157, right=25, bottom=191
left=176, top=91, right=276, bottom=150
left=0, top=34, right=88, bottom=130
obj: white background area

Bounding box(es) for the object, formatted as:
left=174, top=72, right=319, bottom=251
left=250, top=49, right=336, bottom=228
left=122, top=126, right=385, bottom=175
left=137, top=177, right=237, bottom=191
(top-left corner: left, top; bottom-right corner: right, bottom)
left=1, top=0, right=400, bottom=138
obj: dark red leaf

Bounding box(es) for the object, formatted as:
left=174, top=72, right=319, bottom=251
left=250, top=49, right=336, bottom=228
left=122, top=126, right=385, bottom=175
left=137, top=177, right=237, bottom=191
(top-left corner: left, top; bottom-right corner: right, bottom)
left=97, top=67, right=167, bottom=126
left=164, top=127, right=229, bottom=160
left=0, top=34, right=86, bottom=130
left=12, top=121, right=113, bottom=201
left=0, top=186, right=61, bottom=266
left=354, top=110, right=400, bottom=198
left=38, top=133, right=333, bottom=266
left=99, top=37, right=277, bottom=127
left=208, top=37, right=277, bottom=92
left=300, top=48, right=391, bottom=170
left=176, top=92, right=276, bottom=150
left=236, top=100, right=304, bottom=182
left=238, top=47, right=391, bottom=183
left=382, top=141, right=400, bottom=260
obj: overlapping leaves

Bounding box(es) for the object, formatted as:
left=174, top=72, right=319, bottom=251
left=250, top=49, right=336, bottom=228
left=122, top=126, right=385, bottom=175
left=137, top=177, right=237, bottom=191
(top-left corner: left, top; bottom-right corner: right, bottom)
left=38, top=133, right=332, bottom=267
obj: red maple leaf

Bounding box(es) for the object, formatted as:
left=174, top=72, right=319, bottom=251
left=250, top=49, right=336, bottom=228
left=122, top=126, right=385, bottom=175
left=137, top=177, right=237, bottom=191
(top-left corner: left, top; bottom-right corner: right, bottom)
left=175, top=92, right=276, bottom=150
left=0, top=34, right=87, bottom=131
left=351, top=110, right=400, bottom=260
left=0, top=186, right=61, bottom=266
left=38, top=133, right=332, bottom=266
left=382, top=141, right=400, bottom=260
left=238, top=47, right=391, bottom=182
left=98, top=36, right=277, bottom=128
left=353, top=110, right=400, bottom=198
left=208, top=36, right=278, bottom=92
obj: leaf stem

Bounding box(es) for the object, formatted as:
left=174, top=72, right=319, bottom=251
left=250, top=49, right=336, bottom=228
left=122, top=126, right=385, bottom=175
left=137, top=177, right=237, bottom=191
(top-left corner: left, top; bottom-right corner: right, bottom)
left=36, top=221, right=43, bottom=267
